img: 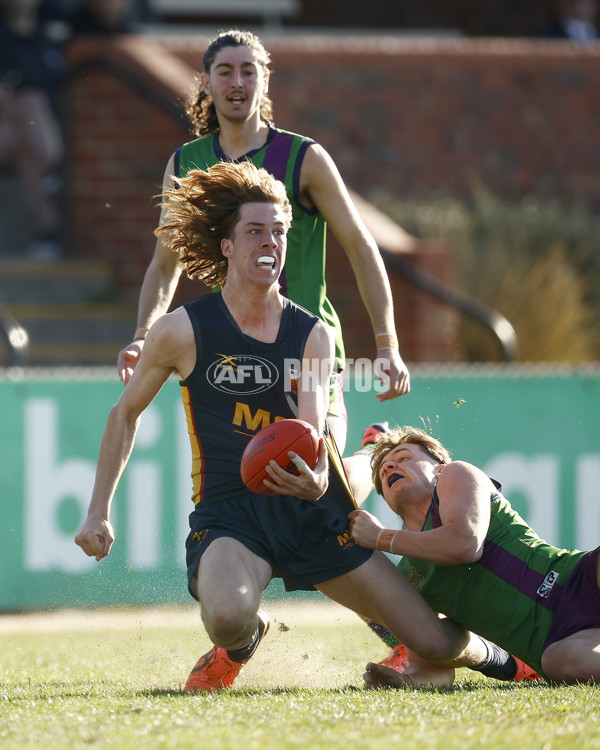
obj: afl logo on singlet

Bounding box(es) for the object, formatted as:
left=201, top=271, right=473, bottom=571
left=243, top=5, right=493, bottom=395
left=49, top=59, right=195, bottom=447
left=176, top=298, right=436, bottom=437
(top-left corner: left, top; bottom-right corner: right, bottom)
left=207, top=354, right=280, bottom=394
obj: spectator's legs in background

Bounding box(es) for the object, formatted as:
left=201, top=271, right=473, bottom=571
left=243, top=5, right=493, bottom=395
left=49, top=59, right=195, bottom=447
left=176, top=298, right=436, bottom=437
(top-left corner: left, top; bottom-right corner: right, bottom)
left=0, top=86, right=64, bottom=258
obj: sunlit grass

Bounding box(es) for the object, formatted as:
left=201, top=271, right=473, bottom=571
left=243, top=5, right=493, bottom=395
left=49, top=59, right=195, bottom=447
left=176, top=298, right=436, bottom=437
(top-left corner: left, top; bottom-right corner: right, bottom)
left=1, top=603, right=599, bottom=750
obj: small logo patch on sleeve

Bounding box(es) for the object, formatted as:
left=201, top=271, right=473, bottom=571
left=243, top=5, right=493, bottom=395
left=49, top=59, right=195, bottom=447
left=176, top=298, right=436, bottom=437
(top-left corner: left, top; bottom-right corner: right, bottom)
left=537, top=570, right=559, bottom=599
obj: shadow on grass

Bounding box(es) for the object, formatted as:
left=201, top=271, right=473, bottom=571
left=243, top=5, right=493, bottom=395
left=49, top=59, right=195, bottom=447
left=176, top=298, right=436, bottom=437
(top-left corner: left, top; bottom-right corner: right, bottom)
left=4, top=678, right=552, bottom=702
left=141, top=679, right=552, bottom=699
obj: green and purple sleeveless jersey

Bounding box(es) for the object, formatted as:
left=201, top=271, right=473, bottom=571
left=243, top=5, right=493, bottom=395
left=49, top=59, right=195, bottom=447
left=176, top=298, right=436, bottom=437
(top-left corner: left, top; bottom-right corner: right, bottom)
left=175, top=126, right=345, bottom=371
left=398, top=483, right=587, bottom=677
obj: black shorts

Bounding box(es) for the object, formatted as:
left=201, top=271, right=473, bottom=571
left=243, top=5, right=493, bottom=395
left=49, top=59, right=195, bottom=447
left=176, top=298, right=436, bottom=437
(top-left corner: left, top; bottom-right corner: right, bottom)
left=185, top=492, right=372, bottom=599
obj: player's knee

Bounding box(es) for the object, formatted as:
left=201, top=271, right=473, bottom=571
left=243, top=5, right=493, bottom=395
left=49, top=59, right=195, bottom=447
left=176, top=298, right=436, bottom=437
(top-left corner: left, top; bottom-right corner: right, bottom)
left=549, top=661, right=599, bottom=685
left=543, top=644, right=600, bottom=685
left=420, top=641, right=455, bottom=664
left=417, top=629, right=469, bottom=664
left=202, top=602, right=255, bottom=648
left=409, top=635, right=451, bottom=664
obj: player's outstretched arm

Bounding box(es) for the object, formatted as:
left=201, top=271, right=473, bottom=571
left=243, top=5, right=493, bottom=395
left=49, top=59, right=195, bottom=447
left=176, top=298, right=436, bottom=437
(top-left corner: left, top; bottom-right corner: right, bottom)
left=79, top=313, right=185, bottom=559
left=117, top=154, right=182, bottom=384
left=74, top=399, right=137, bottom=561
left=299, top=143, right=410, bottom=400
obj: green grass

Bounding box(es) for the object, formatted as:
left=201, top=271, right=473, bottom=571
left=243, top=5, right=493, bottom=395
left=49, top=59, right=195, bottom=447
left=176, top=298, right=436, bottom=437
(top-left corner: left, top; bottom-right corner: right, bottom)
left=1, top=602, right=599, bottom=750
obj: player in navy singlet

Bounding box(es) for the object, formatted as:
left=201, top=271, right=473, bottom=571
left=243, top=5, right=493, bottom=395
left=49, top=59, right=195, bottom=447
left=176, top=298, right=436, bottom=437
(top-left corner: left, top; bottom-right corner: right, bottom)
left=77, top=162, right=507, bottom=692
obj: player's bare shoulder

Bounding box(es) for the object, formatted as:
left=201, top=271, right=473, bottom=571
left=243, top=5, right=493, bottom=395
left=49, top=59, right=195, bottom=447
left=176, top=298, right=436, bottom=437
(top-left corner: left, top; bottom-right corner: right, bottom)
left=437, top=460, right=496, bottom=496
left=297, top=141, right=343, bottom=206
left=300, top=141, right=338, bottom=184
left=305, top=317, right=335, bottom=359
left=145, top=307, right=195, bottom=376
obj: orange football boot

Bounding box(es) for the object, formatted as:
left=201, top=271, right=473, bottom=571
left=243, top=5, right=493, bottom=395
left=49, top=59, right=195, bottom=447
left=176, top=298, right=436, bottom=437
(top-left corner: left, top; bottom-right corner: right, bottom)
left=185, top=611, right=270, bottom=691
left=378, top=643, right=410, bottom=673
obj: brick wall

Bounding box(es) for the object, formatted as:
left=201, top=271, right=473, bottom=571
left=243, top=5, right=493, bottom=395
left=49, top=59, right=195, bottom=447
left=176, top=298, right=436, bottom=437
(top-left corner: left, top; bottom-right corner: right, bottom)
left=63, top=38, right=192, bottom=294
left=174, top=34, right=598, bottom=206
left=63, top=35, right=600, bottom=363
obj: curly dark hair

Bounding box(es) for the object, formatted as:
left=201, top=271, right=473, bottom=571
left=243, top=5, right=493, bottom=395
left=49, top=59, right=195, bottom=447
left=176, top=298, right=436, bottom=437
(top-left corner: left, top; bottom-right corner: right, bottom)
left=186, top=29, right=274, bottom=137
left=155, top=161, right=291, bottom=287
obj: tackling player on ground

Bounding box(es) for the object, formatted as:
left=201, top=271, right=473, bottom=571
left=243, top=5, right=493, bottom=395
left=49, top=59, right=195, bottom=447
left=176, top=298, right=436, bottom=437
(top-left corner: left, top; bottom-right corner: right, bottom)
left=350, top=425, right=600, bottom=686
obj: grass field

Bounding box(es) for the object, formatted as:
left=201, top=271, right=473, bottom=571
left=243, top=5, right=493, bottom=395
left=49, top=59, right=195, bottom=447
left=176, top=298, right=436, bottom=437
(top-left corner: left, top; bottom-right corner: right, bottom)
left=1, top=600, right=599, bottom=750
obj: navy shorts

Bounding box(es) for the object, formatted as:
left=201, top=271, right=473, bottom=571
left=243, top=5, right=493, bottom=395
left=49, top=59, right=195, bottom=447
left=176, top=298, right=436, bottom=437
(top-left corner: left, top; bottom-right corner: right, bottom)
left=185, top=492, right=372, bottom=600
left=543, top=547, right=600, bottom=651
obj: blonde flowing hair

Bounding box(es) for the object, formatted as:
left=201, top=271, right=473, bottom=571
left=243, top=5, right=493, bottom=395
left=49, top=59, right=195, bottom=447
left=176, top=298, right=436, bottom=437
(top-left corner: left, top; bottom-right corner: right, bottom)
left=370, top=426, right=451, bottom=496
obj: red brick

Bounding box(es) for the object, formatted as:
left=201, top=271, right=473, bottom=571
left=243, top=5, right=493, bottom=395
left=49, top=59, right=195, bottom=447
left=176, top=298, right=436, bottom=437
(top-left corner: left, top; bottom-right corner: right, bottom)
left=63, top=36, right=599, bottom=363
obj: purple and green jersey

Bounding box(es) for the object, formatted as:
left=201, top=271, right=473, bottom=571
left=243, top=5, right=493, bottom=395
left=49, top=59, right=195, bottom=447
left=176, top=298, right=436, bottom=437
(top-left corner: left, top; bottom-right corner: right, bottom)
left=398, top=482, right=593, bottom=678
left=175, top=126, right=345, bottom=371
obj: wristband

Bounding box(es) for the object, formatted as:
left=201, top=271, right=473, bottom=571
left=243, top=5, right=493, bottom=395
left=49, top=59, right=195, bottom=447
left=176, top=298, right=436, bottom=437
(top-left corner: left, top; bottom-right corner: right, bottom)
left=375, top=528, right=385, bottom=550
left=389, top=530, right=399, bottom=554
left=375, top=332, right=398, bottom=349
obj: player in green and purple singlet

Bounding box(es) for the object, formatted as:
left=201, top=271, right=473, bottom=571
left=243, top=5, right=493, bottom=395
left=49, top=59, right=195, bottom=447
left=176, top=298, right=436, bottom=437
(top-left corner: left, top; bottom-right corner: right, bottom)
left=116, top=29, right=410, bottom=464
left=350, top=425, right=600, bottom=686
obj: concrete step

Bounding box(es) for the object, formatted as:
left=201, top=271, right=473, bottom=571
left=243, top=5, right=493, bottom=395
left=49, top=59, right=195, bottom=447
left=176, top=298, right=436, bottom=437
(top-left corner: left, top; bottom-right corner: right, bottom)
left=2, top=302, right=136, bottom=366
left=0, top=259, right=115, bottom=305
left=0, top=341, right=127, bottom=367
left=0, top=257, right=137, bottom=367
